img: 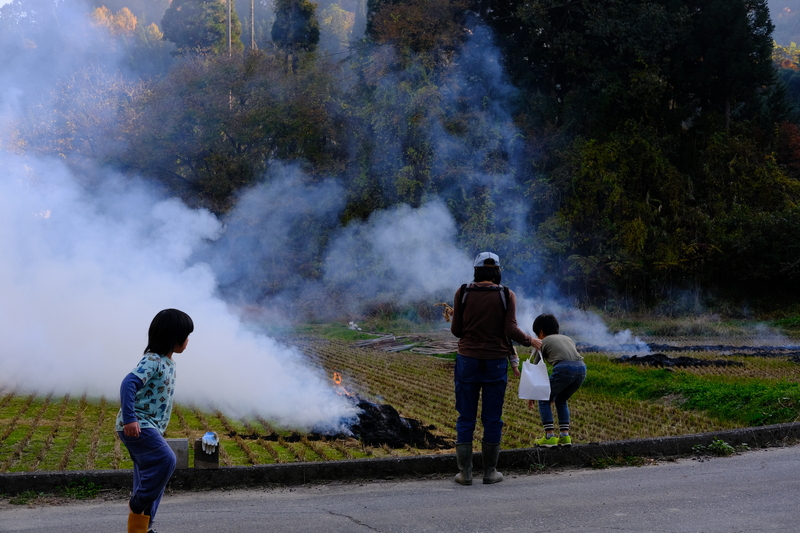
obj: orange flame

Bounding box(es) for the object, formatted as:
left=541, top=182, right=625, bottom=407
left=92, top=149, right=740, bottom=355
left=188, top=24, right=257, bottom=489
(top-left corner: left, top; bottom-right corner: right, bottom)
left=332, top=371, right=354, bottom=397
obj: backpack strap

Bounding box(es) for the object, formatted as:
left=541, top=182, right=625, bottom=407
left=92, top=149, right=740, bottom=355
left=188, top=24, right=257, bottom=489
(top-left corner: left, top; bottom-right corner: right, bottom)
left=461, top=283, right=508, bottom=310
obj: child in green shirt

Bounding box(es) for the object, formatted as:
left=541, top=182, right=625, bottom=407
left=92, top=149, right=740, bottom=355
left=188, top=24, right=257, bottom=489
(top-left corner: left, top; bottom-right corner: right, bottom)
left=529, top=313, right=586, bottom=447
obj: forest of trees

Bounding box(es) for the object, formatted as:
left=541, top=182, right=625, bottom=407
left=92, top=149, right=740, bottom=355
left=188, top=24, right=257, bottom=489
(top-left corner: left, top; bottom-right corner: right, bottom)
left=3, top=0, right=800, bottom=313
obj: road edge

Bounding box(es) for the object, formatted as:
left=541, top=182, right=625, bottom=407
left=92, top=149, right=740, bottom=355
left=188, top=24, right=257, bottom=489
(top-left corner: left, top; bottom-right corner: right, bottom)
left=1, top=423, right=798, bottom=495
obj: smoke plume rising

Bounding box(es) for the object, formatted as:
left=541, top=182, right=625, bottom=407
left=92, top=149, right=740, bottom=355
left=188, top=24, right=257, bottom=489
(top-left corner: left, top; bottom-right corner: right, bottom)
left=0, top=155, right=357, bottom=430
left=0, top=0, right=652, bottom=432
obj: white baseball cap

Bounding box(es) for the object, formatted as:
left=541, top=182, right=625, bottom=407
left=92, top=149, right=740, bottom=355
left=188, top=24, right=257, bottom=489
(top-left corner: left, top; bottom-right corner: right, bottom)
left=473, top=252, right=500, bottom=267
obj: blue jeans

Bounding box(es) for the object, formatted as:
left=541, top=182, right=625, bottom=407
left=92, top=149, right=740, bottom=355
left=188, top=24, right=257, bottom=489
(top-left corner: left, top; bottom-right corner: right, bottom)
left=118, top=428, right=176, bottom=525
left=454, top=354, right=508, bottom=444
left=538, top=361, right=586, bottom=430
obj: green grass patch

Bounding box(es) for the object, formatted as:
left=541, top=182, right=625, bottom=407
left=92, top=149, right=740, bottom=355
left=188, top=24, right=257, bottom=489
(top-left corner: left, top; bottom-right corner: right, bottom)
left=180, top=408, right=204, bottom=430
left=772, top=315, right=800, bottom=332
left=220, top=440, right=250, bottom=465
left=347, top=447, right=372, bottom=459
left=0, top=396, right=33, bottom=419
left=9, top=490, right=45, bottom=505
left=58, top=478, right=100, bottom=499
left=37, top=439, right=68, bottom=470
left=317, top=444, right=346, bottom=461
left=692, top=438, right=742, bottom=457
left=585, top=355, right=800, bottom=426
left=3, top=427, right=29, bottom=446
left=66, top=441, right=91, bottom=470
left=293, top=323, right=378, bottom=342
left=601, top=315, right=764, bottom=338
left=245, top=441, right=276, bottom=465
left=270, top=443, right=298, bottom=462
left=93, top=440, right=118, bottom=469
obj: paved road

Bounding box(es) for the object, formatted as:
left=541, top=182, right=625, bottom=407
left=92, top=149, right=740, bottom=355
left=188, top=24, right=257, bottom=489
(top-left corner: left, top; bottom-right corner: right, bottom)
left=3, top=445, right=799, bottom=532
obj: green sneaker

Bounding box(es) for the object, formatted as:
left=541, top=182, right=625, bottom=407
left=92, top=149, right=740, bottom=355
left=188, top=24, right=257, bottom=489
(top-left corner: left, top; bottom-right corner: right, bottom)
left=558, top=435, right=572, bottom=447
left=534, top=435, right=559, bottom=447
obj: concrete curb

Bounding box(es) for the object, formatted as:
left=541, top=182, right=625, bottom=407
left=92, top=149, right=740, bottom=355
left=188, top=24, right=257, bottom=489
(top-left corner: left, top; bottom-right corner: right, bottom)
left=2, top=423, right=799, bottom=496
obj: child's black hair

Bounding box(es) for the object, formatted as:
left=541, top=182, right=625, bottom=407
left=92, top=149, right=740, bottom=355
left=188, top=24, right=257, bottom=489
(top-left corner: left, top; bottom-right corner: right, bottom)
left=533, top=314, right=559, bottom=336
left=145, top=309, right=194, bottom=356
left=474, top=262, right=502, bottom=284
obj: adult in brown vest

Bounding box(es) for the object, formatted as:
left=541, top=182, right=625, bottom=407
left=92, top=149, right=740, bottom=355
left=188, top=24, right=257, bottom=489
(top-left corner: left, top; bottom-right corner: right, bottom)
left=450, top=252, right=540, bottom=484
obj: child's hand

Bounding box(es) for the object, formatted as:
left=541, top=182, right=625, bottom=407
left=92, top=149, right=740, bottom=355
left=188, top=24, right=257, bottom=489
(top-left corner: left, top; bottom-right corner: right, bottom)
left=512, top=366, right=521, bottom=378
left=527, top=399, right=536, bottom=410
left=123, top=421, right=141, bottom=438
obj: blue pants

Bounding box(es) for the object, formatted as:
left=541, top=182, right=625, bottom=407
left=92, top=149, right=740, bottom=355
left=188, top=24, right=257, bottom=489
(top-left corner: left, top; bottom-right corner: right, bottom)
left=118, top=428, right=176, bottom=525
left=454, top=354, right=508, bottom=444
left=538, top=361, right=586, bottom=430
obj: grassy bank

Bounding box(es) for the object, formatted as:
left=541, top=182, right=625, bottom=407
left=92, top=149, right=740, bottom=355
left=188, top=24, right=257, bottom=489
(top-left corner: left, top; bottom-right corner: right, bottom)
left=584, top=355, right=800, bottom=426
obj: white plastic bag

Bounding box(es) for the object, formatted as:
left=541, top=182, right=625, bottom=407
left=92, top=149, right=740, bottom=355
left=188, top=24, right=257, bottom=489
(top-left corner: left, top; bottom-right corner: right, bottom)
left=518, top=352, right=551, bottom=400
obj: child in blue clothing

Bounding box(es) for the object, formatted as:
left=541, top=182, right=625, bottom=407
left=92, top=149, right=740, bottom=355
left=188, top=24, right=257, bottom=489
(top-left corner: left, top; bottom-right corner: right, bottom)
left=528, top=313, right=586, bottom=447
left=116, top=309, right=193, bottom=533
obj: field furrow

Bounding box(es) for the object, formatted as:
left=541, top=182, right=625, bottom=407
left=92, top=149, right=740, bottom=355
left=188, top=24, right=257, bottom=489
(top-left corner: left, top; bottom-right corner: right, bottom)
left=0, top=393, right=36, bottom=447
left=84, top=396, right=108, bottom=470
left=0, top=334, right=794, bottom=471
left=59, top=394, right=88, bottom=470
left=1, top=393, right=53, bottom=471
left=31, top=395, right=71, bottom=471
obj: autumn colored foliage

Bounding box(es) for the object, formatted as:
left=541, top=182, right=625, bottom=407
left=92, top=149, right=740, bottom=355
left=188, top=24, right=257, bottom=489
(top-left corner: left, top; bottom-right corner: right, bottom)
left=2, top=0, right=800, bottom=309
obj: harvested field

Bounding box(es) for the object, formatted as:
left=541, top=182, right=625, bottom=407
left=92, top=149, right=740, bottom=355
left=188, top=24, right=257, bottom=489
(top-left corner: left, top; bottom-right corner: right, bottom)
left=2, top=332, right=798, bottom=473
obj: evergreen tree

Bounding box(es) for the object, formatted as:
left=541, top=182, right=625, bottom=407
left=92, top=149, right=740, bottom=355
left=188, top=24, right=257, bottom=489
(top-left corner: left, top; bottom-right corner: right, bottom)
left=666, top=0, right=775, bottom=129
left=162, top=0, right=243, bottom=55
left=271, top=0, right=320, bottom=53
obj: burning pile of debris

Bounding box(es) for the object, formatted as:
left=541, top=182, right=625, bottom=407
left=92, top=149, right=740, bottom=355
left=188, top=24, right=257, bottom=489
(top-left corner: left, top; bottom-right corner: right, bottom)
left=349, top=398, right=451, bottom=449
left=333, top=372, right=451, bottom=449
left=616, top=353, right=744, bottom=368
left=228, top=397, right=452, bottom=451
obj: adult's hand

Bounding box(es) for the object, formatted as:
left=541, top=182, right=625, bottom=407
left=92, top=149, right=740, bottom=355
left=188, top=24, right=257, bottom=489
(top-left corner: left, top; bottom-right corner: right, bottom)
left=531, top=337, right=543, bottom=350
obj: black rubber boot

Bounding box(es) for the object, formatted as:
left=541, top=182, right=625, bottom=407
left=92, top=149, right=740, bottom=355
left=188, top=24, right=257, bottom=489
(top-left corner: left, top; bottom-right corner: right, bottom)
left=481, top=441, right=503, bottom=484
left=453, top=443, right=473, bottom=485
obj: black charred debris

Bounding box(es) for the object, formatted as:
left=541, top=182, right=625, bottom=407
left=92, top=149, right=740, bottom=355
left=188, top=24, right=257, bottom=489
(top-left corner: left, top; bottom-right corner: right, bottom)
left=615, top=353, right=744, bottom=368
left=578, top=342, right=800, bottom=365
left=228, top=397, right=452, bottom=450
left=349, top=400, right=451, bottom=449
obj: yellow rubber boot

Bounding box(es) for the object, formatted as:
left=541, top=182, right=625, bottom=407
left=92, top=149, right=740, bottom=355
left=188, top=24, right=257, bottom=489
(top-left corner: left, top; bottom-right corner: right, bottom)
left=127, top=512, right=150, bottom=533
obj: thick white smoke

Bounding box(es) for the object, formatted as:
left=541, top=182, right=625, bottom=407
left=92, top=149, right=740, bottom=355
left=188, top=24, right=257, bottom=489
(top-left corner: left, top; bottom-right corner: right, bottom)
left=515, top=297, right=649, bottom=352
left=0, top=0, right=649, bottom=433
left=0, top=155, right=357, bottom=431
left=323, top=201, right=474, bottom=310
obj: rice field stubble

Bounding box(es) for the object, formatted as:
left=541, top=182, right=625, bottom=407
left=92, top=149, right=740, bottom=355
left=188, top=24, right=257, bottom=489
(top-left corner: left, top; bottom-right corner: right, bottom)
left=1, top=334, right=796, bottom=473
